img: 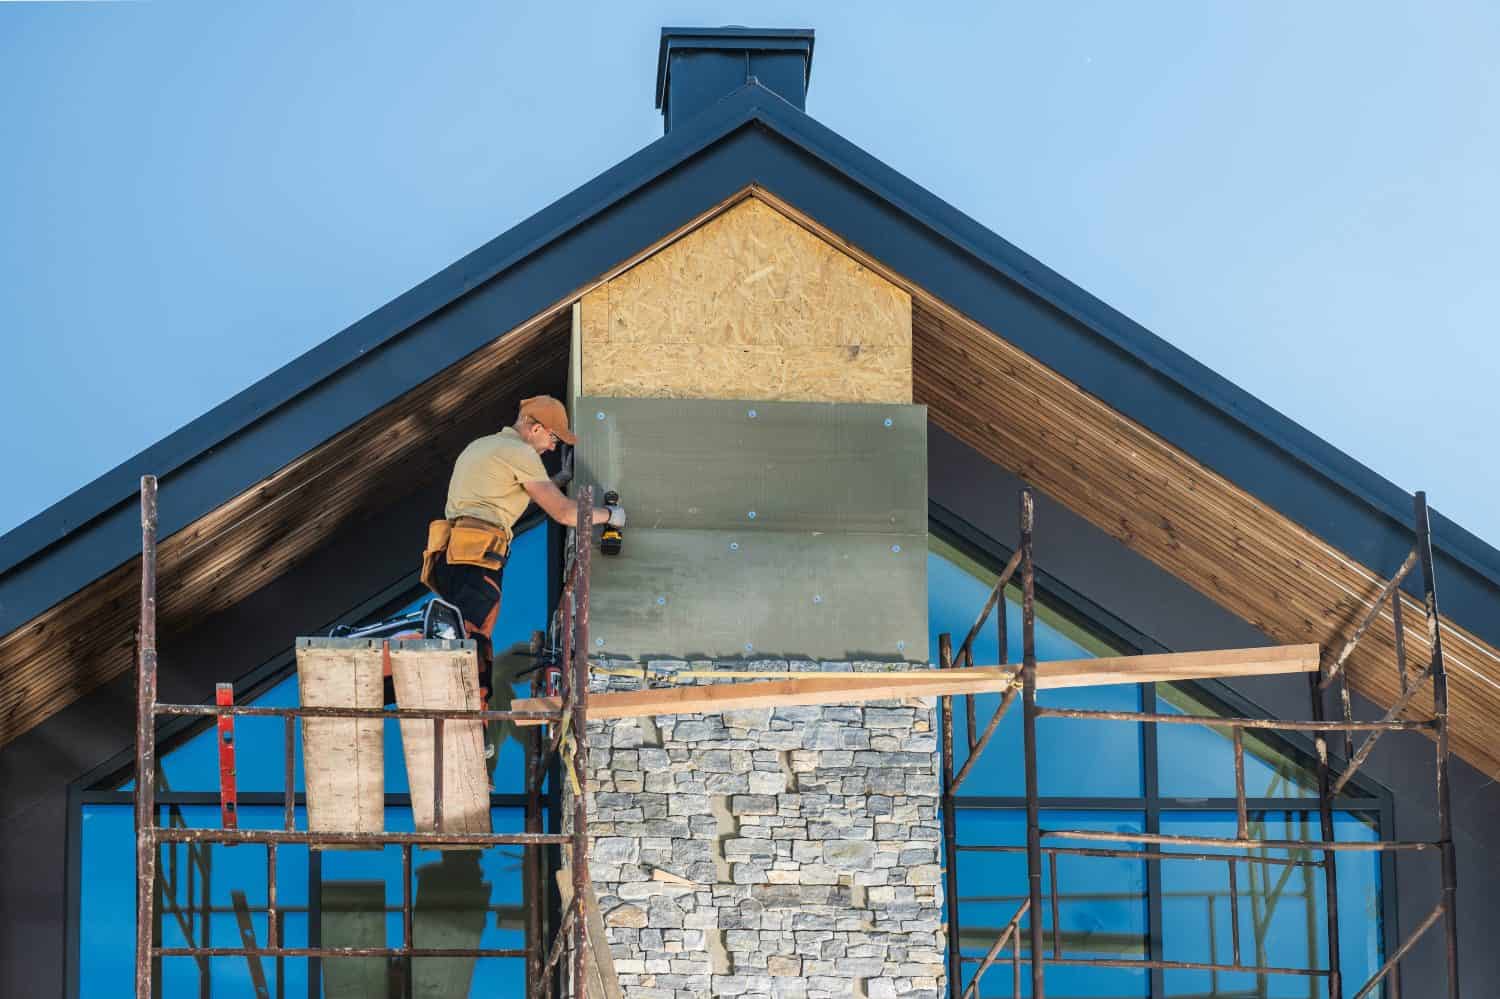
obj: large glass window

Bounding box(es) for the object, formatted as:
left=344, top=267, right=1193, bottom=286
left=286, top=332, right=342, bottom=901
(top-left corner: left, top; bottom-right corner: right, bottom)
left=74, top=518, right=1393, bottom=997
left=929, top=530, right=1390, bottom=998
left=74, top=524, right=551, bottom=998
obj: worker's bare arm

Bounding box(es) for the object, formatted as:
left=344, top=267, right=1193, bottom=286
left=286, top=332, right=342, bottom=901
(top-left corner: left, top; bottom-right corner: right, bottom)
left=523, top=479, right=611, bottom=528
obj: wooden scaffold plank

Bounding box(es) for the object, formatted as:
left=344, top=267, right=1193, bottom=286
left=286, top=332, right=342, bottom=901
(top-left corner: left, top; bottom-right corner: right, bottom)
left=511, top=645, right=1319, bottom=724
left=389, top=642, right=492, bottom=841
left=296, top=639, right=385, bottom=843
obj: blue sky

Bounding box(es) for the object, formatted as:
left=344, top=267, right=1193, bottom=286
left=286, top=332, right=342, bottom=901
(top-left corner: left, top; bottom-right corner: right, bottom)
left=1, top=2, right=1496, bottom=546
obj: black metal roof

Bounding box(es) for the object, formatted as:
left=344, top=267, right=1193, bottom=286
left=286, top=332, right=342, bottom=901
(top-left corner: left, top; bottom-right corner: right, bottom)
left=4, top=81, right=1498, bottom=649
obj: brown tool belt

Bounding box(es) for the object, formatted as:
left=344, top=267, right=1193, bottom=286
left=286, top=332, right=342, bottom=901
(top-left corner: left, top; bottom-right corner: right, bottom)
left=421, top=516, right=512, bottom=590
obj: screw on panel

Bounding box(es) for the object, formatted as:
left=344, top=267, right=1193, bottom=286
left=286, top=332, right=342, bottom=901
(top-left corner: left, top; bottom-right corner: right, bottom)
left=813, top=594, right=822, bottom=604
left=745, top=643, right=754, bottom=653
left=883, top=418, right=893, bottom=427
left=891, top=544, right=902, bottom=553
left=595, top=638, right=604, bottom=647
left=656, top=596, right=666, bottom=606
left=897, top=641, right=907, bottom=652
left=596, top=411, right=606, bottom=421
left=748, top=409, right=758, bottom=419
left=729, top=542, right=740, bottom=551
left=747, top=511, right=757, bottom=520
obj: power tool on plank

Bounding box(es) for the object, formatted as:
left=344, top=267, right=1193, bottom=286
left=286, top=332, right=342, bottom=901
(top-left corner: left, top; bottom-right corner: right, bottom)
left=601, top=489, right=624, bottom=556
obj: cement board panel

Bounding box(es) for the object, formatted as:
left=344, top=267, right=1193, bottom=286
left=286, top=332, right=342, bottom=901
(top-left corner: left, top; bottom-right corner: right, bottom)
left=574, top=396, right=927, bottom=534
left=587, top=528, right=928, bottom=662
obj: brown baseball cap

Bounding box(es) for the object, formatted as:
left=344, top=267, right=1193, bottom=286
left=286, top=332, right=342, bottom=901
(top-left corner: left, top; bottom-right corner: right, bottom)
left=518, top=395, right=578, bottom=446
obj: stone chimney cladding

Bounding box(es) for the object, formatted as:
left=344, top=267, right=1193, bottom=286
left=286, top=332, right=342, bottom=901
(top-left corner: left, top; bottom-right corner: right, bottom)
left=568, top=660, right=946, bottom=999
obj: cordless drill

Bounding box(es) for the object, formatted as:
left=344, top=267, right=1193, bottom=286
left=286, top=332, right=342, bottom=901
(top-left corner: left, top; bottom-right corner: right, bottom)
left=601, top=490, right=623, bottom=556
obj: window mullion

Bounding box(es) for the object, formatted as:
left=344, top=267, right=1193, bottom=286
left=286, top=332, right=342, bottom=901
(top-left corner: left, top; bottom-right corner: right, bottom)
left=1142, top=681, right=1166, bottom=999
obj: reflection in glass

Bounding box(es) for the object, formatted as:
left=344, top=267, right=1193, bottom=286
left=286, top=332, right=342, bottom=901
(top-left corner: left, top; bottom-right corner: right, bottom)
left=1156, top=686, right=1318, bottom=800
left=84, top=523, right=549, bottom=995
left=930, top=527, right=1389, bottom=998
left=1159, top=811, right=1382, bottom=998
left=957, top=810, right=1149, bottom=997
left=84, top=805, right=528, bottom=996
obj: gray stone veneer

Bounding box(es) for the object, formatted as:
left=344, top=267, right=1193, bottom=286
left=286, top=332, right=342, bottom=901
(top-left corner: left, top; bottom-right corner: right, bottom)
left=567, top=661, right=946, bottom=999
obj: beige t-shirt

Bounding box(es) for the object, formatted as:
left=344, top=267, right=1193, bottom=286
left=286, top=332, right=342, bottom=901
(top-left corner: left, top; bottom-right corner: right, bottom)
left=444, top=427, right=549, bottom=531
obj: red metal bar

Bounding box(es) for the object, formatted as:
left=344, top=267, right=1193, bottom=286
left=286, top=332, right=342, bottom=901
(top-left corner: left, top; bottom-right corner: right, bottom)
left=216, top=683, right=239, bottom=830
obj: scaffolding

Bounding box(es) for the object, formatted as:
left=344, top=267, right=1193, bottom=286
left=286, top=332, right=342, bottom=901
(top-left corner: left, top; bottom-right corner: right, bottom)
left=128, top=470, right=1464, bottom=999
left=940, top=487, right=1462, bottom=999
left=131, top=476, right=598, bottom=998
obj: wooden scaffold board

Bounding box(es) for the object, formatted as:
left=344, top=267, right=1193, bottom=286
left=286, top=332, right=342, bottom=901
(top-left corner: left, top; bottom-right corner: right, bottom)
left=296, top=638, right=386, bottom=844
left=388, top=640, right=492, bottom=840
left=512, top=645, right=1320, bottom=724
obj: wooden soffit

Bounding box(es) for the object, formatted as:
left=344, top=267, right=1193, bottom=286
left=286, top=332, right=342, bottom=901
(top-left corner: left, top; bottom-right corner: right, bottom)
left=726, top=189, right=1500, bottom=782
left=0, top=310, right=571, bottom=747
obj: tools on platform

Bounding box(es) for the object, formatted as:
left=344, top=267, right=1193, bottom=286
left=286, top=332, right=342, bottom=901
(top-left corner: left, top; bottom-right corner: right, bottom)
left=601, top=489, right=624, bottom=556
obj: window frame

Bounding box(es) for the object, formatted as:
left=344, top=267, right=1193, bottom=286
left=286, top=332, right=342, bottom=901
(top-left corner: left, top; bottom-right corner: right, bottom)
left=66, top=507, right=1400, bottom=998
left=931, top=501, right=1400, bottom=998
left=65, top=517, right=554, bottom=999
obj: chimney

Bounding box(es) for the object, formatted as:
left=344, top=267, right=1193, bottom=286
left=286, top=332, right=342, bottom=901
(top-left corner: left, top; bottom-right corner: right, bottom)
left=655, top=26, right=815, bottom=133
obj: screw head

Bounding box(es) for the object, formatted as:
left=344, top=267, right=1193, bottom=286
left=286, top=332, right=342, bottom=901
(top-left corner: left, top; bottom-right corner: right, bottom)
left=883, top=417, right=894, bottom=427
left=656, top=596, right=666, bottom=606
left=594, top=638, right=604, bottom=647
left=729, top=542, right=740, bottom=551
left=813, top=594, right=822, bottom=604
left=891, top=544, right=902, bottom=553
left=747, top=510, right=757, bottom=520
left=745, top=643, right=754, bottom=653
left=896, top=640, right=907, bottom=652
left=748, top=409, right=758, bottom=419
left=595, top=411, right=606, bottom=421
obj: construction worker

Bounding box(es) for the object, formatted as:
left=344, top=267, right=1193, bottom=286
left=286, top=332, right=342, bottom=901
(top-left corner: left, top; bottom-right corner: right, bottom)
left=422, top=394, right=625, bottom=707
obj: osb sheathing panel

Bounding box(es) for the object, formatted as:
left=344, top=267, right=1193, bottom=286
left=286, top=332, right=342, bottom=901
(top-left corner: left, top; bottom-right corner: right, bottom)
left=722, top=186, right=1500, bottom=782
left=580, top=197, right=912, bottom=402
left=0, top=311, right=570, bottom=748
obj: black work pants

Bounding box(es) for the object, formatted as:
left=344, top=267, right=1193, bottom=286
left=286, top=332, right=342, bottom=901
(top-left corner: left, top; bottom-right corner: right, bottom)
left=427, top=556, right=505, bottom=696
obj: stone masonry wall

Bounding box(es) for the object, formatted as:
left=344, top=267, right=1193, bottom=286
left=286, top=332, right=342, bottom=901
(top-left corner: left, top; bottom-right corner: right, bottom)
left=569, top=661, right=946, bottom=999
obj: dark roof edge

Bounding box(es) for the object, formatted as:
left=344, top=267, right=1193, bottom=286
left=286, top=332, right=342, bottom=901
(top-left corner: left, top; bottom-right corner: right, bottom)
left=743, top=98, right=1500, bottom=587
left=5, top=78, right=1496, bottom=605
left=0, top=83, right=778, bottom=580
